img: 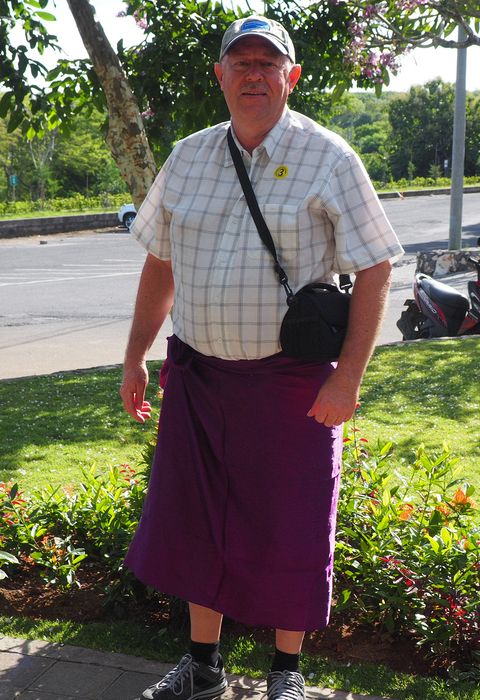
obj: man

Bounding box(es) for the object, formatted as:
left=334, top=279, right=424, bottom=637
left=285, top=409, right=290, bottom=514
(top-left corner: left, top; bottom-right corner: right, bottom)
left=121, top=15, right=403, bottom=700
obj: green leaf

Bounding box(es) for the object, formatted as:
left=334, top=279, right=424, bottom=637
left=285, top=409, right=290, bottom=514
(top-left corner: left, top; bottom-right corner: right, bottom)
left=379, top=441, right=393, bottom=456
left=424, top=533, right=440, bottom=554
left=440, top=527, right=452, bottom=548
left=34, top=11, right=56, bottom=21
left=7, top=109, right=24, bottom=133
left=0, top=91, right=12, bottom=118
left=377, top=514, right=390, bottom=531
left=0, top=552, right=19, bottom=564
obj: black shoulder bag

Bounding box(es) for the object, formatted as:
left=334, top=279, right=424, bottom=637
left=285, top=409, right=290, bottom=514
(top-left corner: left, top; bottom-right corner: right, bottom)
left=227, top=127, right=352, bottom=362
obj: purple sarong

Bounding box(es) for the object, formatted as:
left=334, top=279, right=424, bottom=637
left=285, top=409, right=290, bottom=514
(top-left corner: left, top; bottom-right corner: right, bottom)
left=125, top=335, right=343, bottom=631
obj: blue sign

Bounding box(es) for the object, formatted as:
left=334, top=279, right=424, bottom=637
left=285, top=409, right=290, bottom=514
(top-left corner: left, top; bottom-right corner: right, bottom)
left=9, top=175, right=18, bottom=186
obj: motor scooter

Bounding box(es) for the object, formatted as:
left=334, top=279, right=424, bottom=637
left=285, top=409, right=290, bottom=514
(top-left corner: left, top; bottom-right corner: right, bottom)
left=396, top=256, right=480, bottom=340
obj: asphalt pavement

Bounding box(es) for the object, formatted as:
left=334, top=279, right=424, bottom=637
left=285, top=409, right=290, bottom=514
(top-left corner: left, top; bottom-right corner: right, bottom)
left=0, top=220, right=478, bottom=380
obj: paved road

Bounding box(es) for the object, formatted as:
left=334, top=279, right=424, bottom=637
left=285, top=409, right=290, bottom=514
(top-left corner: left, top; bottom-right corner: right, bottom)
left=1, top=193, right=479, bottom=380
left=0, top=229, right=172, bottom=379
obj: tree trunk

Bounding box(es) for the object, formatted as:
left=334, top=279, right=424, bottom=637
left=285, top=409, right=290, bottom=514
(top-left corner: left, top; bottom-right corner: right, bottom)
left=66, top=0, right=156, bottom=208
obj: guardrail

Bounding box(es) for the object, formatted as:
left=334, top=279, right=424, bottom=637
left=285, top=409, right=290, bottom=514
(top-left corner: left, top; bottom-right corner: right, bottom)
left=0, top=212, right=118, bottom=239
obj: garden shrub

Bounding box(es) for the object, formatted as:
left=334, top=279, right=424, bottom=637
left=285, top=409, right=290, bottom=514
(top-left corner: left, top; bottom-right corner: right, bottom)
left=335, top=433, right=479, bottom=678
left=0, top=434, right=478, bottom=679
left=0, top=465, right=146, bottom=596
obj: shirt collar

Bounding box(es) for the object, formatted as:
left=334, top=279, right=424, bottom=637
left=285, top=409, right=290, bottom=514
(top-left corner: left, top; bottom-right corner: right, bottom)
left=224, top=108, right=295, bottom=167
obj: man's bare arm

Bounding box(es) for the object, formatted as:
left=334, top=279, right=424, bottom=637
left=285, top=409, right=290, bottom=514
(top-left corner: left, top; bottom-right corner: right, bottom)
left=120, top=254, right=174, bottom=422
left=307, top=260, right=392, bottom=427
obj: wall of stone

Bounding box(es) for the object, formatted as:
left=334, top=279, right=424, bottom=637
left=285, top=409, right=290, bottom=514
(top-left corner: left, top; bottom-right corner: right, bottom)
left=416, top=249, right=479, bottom=276
left=0, top=213, right=118, bottom=239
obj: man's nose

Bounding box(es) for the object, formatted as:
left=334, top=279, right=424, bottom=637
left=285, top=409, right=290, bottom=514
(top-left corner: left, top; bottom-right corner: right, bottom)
left=245, top=62, right=264, bottom=80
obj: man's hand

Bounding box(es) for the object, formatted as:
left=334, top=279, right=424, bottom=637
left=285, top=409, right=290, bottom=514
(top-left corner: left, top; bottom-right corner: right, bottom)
left=307, top=261, right=393, bottom=427
left=120, top=361, right=152, bottom=423
left=307, top=371, right=359, bottom=427
left=119, top=254, right=174, bottom=422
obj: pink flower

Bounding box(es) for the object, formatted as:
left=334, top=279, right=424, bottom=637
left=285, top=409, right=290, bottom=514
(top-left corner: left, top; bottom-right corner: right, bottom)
left=133, top=10, right=148, bottom=30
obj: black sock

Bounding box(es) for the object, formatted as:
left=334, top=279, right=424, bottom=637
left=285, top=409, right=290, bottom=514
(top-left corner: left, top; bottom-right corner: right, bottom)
left=271, top=648, right=300, bottom=673
left=190, top=640, right=220, bottom=668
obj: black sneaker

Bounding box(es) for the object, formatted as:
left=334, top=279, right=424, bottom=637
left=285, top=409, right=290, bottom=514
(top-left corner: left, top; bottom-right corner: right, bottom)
left=141, top=653, right=228, bottom=700
left=267, top=670, right=305, bottom=700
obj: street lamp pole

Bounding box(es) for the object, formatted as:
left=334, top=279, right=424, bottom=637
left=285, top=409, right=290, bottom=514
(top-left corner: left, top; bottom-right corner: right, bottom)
left=448, top=24, right=468, bottom=250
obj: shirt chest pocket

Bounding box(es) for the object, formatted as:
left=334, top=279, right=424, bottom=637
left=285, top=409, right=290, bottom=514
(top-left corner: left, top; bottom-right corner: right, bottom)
left=262, top=204, right=300, bottom=265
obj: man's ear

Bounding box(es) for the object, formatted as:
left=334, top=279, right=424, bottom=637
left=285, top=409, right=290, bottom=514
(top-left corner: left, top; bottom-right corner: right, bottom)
left=214, top=62, right=224, bottom=89
left=288, top=64, right=302, bottom=93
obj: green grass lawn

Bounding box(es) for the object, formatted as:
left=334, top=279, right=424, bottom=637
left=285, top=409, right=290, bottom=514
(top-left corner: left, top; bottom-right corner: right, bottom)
left=357, top=338, right=480, bottom=500
left=1, top=340, right=478, bottom=498
left=1, top=340, right=479, bottom=698
left=0, top=363, right=162, bottom=491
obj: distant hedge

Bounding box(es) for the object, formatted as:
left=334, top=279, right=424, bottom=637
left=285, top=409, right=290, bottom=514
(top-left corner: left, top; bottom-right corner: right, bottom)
left=0, top=193, right=130, bottom=218
left=372, top=175, right=480, bottom=191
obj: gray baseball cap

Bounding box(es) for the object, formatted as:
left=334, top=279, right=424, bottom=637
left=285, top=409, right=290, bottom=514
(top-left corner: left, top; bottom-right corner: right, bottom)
left=219, top=16, right=295, bottom=63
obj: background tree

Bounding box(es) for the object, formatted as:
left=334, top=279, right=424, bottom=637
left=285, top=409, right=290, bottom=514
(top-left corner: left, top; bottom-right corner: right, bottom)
left=388, top=80, right=454, bottom=179
left=0, top=0, right=59, bottom=134
left=2, top=0, right=480, bottom=203
left=52, top=110, right=128, bottom=197
left=325, top=92, right=394, bottom=181
left=339, top=0, right=480, bottom=90
left=119, top=0, right=373, bottom=161
left=1, top=0, right=402, bottom=178
left=0, top=108, right=127, bottom=201
left=65, top=0, right=156, bottom=208
left=387, top=80, right=480, bottom=180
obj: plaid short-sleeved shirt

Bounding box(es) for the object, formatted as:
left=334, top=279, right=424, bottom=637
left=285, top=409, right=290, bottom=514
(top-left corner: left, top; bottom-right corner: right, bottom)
left=131, top=108, right=404, bottom=360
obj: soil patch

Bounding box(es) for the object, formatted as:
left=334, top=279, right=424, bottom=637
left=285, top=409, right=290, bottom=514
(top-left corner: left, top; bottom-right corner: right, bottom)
left=0, top=562, right=442, bottom=679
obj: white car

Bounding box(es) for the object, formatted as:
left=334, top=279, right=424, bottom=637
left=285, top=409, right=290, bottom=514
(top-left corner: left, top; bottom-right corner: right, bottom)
left=118, top=203, right=136, bottom=229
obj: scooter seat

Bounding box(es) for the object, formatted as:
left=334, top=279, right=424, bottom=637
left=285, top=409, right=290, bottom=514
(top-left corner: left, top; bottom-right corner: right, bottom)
left=416, top=274, right=469, bottom=314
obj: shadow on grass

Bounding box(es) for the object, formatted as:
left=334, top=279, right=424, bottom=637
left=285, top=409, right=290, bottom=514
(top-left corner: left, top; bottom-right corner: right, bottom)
left=0, top=361, right=163, bottom=480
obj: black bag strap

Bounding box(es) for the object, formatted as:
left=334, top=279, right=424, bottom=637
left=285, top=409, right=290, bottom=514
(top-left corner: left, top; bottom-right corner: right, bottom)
left=227, top=127, right=295, bottom=304
left=227, top=126, right=351, bottom=301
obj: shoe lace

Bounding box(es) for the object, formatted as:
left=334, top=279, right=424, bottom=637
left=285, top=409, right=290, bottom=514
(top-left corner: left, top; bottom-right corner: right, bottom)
left=268, top=671, right=304, bottom=700
left=156, top=654, right=198, bottom=696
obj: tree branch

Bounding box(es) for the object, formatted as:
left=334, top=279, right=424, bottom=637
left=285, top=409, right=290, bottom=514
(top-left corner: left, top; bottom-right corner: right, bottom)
left=66, top=0, right=157, bottom=207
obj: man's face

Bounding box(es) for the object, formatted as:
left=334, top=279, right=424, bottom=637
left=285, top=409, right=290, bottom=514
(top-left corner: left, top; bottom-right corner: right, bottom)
left=214, top=36, right=301, bottom=134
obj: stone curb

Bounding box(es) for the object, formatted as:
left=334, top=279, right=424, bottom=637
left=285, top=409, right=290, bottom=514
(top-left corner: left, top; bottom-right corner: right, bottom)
left=377, top=185, right=480, bottom=199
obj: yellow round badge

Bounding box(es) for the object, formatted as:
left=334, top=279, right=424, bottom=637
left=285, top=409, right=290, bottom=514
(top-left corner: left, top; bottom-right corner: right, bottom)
left=274, top=165, right=288, bottom=179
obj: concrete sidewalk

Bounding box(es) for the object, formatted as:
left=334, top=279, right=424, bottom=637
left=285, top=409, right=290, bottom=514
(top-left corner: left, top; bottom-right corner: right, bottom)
left=0, top=636, right=397, bottom=700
